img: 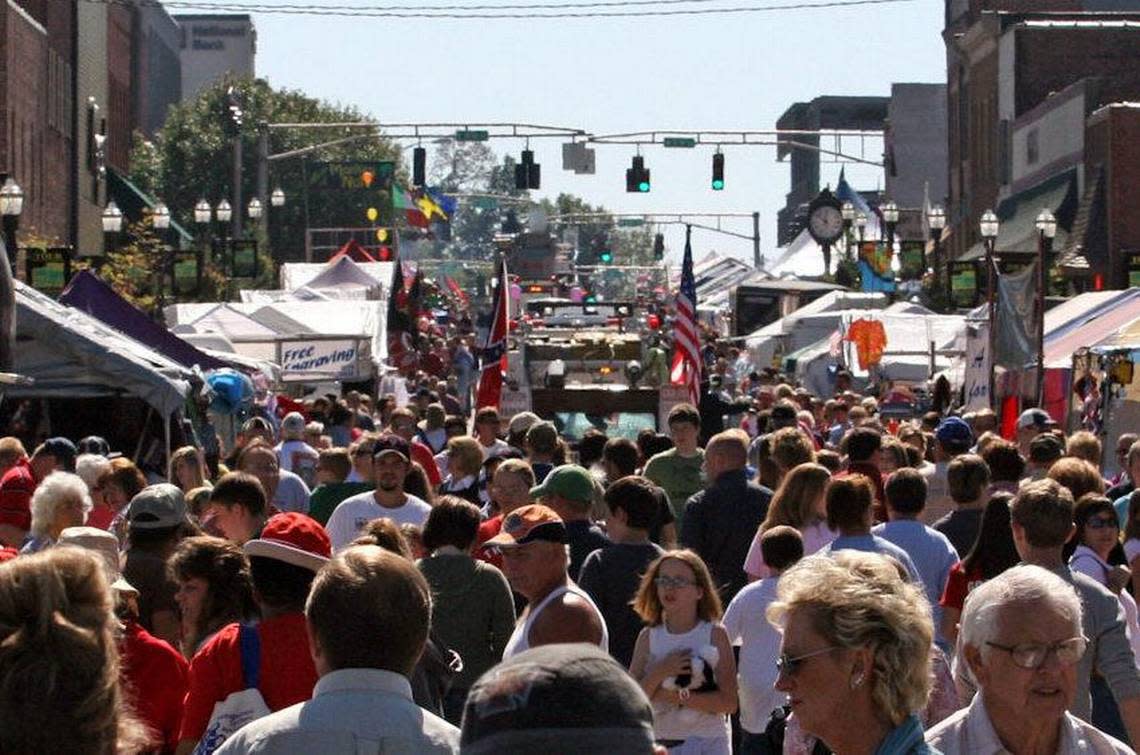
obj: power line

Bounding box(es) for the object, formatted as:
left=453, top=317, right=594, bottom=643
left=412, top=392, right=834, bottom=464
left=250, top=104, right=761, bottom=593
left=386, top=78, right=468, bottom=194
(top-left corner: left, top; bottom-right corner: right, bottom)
left=86, top=0, right=917, bottom=20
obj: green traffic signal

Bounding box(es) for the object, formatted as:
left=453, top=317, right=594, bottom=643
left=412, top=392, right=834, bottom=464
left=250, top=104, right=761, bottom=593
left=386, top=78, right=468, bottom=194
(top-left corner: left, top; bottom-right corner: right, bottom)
left=712, top=152, right=725, bottom=190
left=638, top=180, right=650, bottom=193
left=712, top=179, right=724, bottom=190
left=599, top=250, right=614, bottom=264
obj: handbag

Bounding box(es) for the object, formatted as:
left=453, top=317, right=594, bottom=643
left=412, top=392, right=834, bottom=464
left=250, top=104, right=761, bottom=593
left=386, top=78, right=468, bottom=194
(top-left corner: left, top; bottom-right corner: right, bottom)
left=192, top=624, right=271, bottom=755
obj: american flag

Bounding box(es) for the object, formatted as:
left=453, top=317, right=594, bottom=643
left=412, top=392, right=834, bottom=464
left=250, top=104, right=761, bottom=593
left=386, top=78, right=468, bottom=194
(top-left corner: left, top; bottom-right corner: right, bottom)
left=670, top=225, right=701, bottom=406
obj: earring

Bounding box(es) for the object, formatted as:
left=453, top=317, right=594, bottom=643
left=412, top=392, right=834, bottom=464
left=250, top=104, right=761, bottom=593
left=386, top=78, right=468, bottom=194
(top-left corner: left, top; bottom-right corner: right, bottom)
left=850, top=672, right=864, bottom=689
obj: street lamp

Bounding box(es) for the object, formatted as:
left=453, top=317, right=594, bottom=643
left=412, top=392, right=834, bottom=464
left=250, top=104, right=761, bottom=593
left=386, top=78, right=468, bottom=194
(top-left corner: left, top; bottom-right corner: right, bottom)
left=247, top=197, right=263, bottom=221
left=927, top=204, right=947, bottom=306
left=270, top=187, right=286, bottom=208
left=194, top=199, right=212, bottom=225
left=152, top=202, right=171, bottom=230
left=0, top=178, right=24, bottom=267
left=980, top=209, right=1000, bottom=409
left=841, top=201, right=856, bottom=260
left=216, top=199, right=233, bottom=225
left=102, top=201, right=123, bottom=234
left=854, top=211, right=867, bottom=254
left=1034, top=209, right=1058, bottom=406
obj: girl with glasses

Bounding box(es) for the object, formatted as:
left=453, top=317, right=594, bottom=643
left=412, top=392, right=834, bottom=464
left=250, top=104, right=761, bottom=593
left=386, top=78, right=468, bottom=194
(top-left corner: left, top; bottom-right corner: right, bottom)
left=628, top=550, right=736, bottom=754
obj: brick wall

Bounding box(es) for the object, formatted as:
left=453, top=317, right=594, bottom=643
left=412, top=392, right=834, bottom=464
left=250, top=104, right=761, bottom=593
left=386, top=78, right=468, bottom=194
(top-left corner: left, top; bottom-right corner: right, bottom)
left=106, top=3, right=132, bottom=173
left=1089, top=107, right=1140, bottom=286
left=1015, top=28, right=1140, bottom=119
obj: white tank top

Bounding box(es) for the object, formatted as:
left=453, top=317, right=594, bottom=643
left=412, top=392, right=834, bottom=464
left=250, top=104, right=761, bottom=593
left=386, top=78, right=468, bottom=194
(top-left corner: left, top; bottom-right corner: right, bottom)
left=502, top=583, right=609, bottom=659
left=649, top=621, right=732, bottom=741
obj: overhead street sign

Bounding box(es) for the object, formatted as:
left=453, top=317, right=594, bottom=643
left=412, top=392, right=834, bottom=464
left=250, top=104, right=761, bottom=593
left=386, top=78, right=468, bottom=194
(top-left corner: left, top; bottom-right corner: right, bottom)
left=455, top=129, right=490, bottom=142
left=663, top=137, right=697, bottom=148
left=617, top=218, right=645, bottom=227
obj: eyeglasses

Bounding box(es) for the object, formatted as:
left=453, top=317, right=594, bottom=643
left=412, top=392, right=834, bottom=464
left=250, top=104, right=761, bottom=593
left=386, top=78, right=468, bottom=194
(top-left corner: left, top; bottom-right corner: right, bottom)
left=654, top=575, right=696, bottom=590
left=985, top=637, right=1087, bottom=669
left=775, top=646, right=841, bottom=676
left=1087, top=516, right=1118, bottom=530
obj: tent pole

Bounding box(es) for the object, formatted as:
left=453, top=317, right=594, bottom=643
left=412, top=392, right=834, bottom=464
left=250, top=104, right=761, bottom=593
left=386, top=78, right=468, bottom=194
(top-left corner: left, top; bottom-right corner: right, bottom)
left=133, top=406, right=154, bottom=462
left=164, top=413, right=172, bottom=479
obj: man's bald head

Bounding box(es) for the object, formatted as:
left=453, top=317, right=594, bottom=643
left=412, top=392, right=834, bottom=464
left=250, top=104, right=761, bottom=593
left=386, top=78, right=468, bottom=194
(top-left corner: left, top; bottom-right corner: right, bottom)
left=706, top=430, right=749, bottom=471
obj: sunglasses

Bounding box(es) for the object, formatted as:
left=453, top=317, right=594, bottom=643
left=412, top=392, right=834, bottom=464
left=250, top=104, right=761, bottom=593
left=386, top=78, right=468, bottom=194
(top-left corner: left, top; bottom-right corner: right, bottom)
left=776, top=646, right=841, bottom=676
left=1086, top=516, right=1118, bottom=530
left=985, top=637, right=1086, bottom=669
left=654, top=575, right=696, bottom=590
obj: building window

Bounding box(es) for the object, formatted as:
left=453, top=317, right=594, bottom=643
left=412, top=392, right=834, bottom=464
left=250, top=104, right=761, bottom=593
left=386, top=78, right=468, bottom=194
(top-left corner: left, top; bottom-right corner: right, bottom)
left=1027, top=129, right=1039, bottom=166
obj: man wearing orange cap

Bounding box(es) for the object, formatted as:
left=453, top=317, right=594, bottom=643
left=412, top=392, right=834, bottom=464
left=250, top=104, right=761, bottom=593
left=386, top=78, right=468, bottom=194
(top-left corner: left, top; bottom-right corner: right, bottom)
left=487, top=504, right=609, bottom=659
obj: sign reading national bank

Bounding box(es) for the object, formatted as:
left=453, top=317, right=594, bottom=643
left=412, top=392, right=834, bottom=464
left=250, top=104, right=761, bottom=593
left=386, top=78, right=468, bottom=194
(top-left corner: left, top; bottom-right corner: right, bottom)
left=190, top=24, right=248, bottom=51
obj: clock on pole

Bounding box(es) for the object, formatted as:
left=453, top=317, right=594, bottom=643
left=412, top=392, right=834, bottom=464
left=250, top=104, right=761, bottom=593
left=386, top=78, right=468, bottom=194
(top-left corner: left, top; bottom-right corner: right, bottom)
left=807, top=187, right=844, bottom=276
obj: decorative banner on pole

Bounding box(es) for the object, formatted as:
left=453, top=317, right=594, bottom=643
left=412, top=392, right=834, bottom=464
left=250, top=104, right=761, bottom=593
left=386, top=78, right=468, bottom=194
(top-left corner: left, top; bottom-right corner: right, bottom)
left=963, top=322, right=991, bottom=411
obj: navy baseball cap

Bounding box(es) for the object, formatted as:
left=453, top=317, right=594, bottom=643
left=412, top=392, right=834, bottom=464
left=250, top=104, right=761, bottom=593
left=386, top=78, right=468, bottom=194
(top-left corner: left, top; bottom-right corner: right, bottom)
left=935, top=416, right=974, bottom=447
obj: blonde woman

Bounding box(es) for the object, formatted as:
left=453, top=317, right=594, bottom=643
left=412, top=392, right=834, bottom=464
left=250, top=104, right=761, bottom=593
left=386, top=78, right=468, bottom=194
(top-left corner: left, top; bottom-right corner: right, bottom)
left=769, top=550, right=935, bottom=754
left=743, top=463, right=835, bottom=581
left=169, top=445, right=211, bottom=493
left=0, top=548, right=149, bottom=753
left=439, top=436, right=484, bottom=506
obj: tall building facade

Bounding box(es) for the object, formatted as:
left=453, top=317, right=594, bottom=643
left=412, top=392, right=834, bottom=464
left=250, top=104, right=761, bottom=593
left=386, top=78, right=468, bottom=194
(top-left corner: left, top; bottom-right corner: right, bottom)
left=174, top=13, right=255, bottom=100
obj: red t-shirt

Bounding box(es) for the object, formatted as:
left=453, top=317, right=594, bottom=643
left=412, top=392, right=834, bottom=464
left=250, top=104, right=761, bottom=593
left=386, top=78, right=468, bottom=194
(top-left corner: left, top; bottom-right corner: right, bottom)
left=178, top=613, right=317, bottom=743
left=939, top=561, right=985, bottom=612
left=0, top=460, right=35, bottom=530
left=475, top=514, right=504, bottom=569
left=86, top=505, right=116, bottom=531
left=411, top=441, right=442, bottom=486
left=120, top=620, right=189, bottom=754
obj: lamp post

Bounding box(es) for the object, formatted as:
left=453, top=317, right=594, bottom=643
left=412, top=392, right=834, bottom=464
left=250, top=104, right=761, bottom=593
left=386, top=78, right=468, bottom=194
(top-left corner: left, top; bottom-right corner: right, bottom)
left=102, top=201, right=123, bottom=264
left=270, top=187, right=285, bottom=209
left=980, top=209, right=1000, bottom=409
left=269, top=187, right=285, bottom=270
left=927, top=204, right=947, bottom=306
left=854, top=211, right=867, bottom=258
left=1035, top=209, right=1057, bottom=407
left=881, top=199, right=899, bottom=267
left=841, top=201, right=855, bottom=261
left=152, top=202, right=171, bottom=322
left=0, top=178, right=24, bottom=269
left=215, top=199, right=232, bottom=265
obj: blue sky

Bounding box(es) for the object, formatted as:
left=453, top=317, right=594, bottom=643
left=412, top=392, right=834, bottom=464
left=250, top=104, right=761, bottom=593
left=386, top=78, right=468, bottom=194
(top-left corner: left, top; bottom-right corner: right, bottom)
left=252, top=0, right=946, bottom=263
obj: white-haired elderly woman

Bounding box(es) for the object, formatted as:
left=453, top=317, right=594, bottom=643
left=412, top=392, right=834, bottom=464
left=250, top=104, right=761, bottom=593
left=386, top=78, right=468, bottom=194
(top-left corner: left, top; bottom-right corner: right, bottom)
left=768, top=551, right=936, bottom=754
left=20, top=471, right=92, bottom=554
left=75, top=453, right=115, bottom=530
left=926, top=564, right=1132, bottom=754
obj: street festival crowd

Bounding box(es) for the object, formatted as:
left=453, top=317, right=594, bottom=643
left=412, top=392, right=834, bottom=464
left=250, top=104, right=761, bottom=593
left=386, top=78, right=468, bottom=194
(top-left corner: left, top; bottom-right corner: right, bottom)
left=7, top=322, right=1140, bottom=754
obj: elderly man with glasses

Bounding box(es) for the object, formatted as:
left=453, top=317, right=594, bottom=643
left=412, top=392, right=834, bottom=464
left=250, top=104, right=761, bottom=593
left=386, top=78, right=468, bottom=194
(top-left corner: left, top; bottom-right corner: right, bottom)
left=927, top=564, right=1131, bottom=753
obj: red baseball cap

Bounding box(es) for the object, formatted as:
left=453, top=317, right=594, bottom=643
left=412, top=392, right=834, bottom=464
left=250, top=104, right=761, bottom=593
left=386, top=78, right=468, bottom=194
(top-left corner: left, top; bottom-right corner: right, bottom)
left=244, top=513, right=331, bottom=572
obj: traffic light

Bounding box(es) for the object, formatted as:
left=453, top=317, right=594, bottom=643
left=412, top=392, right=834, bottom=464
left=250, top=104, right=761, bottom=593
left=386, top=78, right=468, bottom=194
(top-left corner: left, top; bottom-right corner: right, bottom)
left=599, top=248, right=614, bottom=264
left=378, top=246, right=394, bottom=261
left=222, top=86, right=243, bottom=136
left=626, top=156, right=650, bottom=193
left=413, top=147, right=426, bottom=187
left=653, top=233, right=665, bottom=260
left=515, top=150, right=540, bottom=190
left=712, top=152, right=725, bottom=190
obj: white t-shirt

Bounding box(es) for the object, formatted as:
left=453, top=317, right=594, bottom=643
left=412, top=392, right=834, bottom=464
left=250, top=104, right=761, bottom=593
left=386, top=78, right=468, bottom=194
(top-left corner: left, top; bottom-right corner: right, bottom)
left=275, top=440, right=320, bottom=487
left=723, top=576, right=784, bottom=733
left=325, top=491, right=433, bottom=551
left=480, top=438, right=512, bottom=458
left=273, top=470, right=311, bottom=515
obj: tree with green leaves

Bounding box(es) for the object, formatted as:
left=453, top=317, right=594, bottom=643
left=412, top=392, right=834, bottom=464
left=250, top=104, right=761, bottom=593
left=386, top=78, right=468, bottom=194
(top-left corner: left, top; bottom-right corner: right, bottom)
left=130, top=76, right=402, bottom=267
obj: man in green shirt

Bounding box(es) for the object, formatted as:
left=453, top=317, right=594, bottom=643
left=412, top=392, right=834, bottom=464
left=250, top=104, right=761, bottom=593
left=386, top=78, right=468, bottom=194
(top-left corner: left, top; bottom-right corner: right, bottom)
left=308, top=448, right=373, bottom=526
left=642, top=403, right=705, bottom=523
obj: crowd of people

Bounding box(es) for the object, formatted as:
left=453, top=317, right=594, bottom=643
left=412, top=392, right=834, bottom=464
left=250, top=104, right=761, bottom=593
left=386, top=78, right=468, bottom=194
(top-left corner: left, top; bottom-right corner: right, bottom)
left=2, top=371, right=1140, bottom=755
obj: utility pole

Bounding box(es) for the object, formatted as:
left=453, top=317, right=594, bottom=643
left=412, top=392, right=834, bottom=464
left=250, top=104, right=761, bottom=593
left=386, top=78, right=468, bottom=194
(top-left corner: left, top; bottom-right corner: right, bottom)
left=752, top=211, right=761, bottom=269
left=257, top=121, right=270, bottom=243
left=232, top=135, right=243, bottom=239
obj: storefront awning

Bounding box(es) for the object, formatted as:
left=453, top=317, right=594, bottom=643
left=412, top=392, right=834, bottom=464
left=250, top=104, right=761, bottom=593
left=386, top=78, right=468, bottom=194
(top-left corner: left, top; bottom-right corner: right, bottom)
left=960, top=171, right=1078, bottom=261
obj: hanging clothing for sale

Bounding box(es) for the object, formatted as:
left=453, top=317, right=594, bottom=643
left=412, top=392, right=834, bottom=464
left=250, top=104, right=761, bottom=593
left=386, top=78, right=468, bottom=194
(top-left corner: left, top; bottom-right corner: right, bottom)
left=845, top=318, right=887, bottom=371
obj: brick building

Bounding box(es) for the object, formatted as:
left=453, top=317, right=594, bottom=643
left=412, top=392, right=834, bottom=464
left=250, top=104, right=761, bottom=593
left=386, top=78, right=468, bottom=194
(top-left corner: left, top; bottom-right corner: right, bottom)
left=942, top=2, right=1140, bottom=266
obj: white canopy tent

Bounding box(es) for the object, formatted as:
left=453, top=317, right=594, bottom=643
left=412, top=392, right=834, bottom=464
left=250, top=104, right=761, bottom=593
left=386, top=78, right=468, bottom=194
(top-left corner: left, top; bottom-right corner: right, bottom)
left=744, top=291, right=889, bottom=369
left=786, top=304, right=966, bottom=397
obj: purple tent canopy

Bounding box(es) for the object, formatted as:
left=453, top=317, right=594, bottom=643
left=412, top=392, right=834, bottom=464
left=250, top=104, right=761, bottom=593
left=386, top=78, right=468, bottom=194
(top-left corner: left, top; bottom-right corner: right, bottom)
left=59, top=271, right=229, bottom=372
